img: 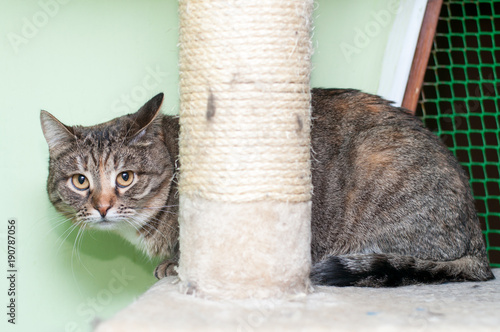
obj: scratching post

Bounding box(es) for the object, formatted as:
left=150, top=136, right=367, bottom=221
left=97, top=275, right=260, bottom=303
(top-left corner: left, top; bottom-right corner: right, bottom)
left=177, top=0, right=313, bottom=298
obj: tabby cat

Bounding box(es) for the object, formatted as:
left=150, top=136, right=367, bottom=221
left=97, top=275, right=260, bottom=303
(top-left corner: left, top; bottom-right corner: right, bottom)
left=40, top=89, right=494, bottom=287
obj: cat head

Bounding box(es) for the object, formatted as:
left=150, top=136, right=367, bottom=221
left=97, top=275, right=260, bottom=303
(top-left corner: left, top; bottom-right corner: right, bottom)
left=40, top=93, right=174, bottom=235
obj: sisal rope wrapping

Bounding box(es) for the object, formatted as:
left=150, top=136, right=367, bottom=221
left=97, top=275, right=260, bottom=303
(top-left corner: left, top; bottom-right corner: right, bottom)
left=178, top=0, right=313, bottom=203
left=177, top=0, right=313, bottom=298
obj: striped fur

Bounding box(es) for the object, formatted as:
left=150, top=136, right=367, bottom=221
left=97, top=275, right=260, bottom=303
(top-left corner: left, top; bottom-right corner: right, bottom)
left=41, top=89, right=494, bottom=285
left=41, top=94, right=179, bottom=259
left=309, top=89, right=493, bottom=286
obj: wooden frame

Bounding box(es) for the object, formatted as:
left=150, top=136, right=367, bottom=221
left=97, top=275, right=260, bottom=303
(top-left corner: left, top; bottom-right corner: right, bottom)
left=401, top=0, right=443, bottom=114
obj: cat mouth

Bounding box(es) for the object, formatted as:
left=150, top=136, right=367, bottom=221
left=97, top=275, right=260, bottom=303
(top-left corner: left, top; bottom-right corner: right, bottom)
left=87, top=218, right=119, bottom=230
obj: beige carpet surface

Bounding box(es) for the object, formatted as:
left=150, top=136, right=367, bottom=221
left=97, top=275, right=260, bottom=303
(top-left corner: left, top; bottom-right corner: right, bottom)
left=96, top=269, right=500, bottom=332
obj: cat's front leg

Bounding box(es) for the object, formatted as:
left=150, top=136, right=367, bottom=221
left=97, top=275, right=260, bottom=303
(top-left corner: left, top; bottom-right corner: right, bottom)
left=154, top=257, right=178, bottom=279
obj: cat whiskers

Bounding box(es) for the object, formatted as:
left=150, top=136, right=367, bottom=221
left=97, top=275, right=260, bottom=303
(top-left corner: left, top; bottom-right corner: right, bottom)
left=139, top=213, right=177, bottom=237
left=127, top=212, right=176, bottom=252
left=136, top=208, right=178, bottom=233
left=125, top=215, right=155, bottom=237
left=55, top=218, right=82, bottom=257
left=108, top=211, right=143, bottom=231
left=71, top=222, right=94, bottom=279
left=143, top=210, right=177, bottom=217
left=135, top=204, right=179, bottom=209
left=134, top=205, right=179, bottom=216
left=43, top=214, right=75, bottom=237
left=122, top=215, right=157, bottom=253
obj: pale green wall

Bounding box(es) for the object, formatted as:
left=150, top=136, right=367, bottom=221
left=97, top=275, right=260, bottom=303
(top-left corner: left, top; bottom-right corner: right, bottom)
left=311, top=0, right=399, bottom=93
left=0, top=1, right=397, bottom=331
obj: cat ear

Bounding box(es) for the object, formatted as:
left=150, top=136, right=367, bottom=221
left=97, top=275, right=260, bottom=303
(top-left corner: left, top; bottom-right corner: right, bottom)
left=40, top=110, right=76, bottom=153
left=130, top=93, right=164, bottom=140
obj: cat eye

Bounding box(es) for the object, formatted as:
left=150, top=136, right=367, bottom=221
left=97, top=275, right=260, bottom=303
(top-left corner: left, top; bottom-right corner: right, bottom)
left=116, top=171, right=134, bottom=188
left=71, top=174, right=90, bottom=191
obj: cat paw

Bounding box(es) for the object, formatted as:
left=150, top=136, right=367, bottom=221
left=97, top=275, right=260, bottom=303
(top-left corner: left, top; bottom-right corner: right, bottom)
left=154, top=259, right=178, bottom=279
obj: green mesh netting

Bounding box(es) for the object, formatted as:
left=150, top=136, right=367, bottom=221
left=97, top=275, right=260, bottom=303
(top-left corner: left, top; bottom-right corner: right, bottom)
left=416, top=0, right=500, bottom=267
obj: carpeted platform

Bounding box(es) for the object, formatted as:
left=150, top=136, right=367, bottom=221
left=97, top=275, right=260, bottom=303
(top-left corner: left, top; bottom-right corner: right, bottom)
left=95, top=269, right=500, bottom=332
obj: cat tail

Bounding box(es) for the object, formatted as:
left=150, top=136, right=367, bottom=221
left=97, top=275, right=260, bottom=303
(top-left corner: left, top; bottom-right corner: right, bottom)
left=310, top=253, right=495, bottom=287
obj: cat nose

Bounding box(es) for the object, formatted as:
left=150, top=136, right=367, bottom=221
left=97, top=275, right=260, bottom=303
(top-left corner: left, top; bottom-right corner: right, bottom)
left=96, top=205, right=111, bottom=218
left=92, top=192, right=116, bottom=218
